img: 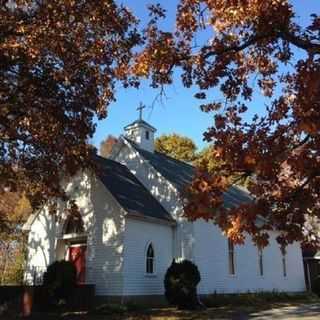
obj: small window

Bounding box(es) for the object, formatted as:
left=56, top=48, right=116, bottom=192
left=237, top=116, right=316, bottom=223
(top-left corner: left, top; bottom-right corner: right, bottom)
left=228, top=239, right=235, bottom=275
left=145, top=130, right=149, bottom=140
left=146, top=243, right=154, bottom=274
left=281, top=247, right=287, bottom=277
left=258, top=248, right=264, bottom=276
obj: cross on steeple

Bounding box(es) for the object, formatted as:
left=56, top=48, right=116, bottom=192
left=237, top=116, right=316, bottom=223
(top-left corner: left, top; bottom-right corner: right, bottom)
left=137, top=102, right=146, bottom=121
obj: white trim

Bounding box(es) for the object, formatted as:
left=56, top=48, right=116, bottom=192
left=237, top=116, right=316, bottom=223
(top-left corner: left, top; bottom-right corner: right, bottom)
left=61, top=232, right=87, bottom=240
left=68, top=243, right=87, bottom=248
left=121, top=137, right=180, bottom=197
left=22, top=208, right=43, bottom=231
left=127, top=211, right=176, bottom=227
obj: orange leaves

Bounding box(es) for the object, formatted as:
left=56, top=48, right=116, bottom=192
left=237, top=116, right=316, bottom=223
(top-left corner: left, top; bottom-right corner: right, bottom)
left=184, top=169, right=228, bottom=222
left=132, top=52, right=151, bottom=77
left=214, top=115, right=226, bottom=129
left=2, top=0, right=320, bottom=248
left=99, top=135, right=118, bottom=158
left=0, top=0, right=141, bottom=224
left=176, top=0, right=199, bottom=39
left=140, top=0, right=320, bottom=247
left=299, top=121, right=319, bottom=136
left=244, top=154, right=257, bottom=167
left=132, top=31, right=177, bottom=84
left=203, top=0, right=292, bottom=35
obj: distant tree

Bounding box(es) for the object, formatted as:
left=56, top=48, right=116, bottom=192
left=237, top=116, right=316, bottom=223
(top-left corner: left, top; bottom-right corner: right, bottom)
left=155, top=134, right=197, bottom=162
left=193, top=146, right=220, bottom=173
left=99, top=135, right=118, bottom=158
left=194, top=147, right=251, bottom=188
left=0, top=193, right=31, bottom=284
left=0, top=193, right=31, bottom=232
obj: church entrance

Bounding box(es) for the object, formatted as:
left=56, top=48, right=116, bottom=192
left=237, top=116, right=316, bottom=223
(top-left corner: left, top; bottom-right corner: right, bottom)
left=59, top=213, right=88, bottom=284
left=68, top=244, right=87, bottom=284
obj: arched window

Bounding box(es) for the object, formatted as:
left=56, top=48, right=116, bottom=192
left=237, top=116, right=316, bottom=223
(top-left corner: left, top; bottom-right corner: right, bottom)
left=228, top=238, right=235, bottom=275
left=281, top=247, right=287, bottom=277
left=258, top=248, right=264, bottom=276
left=64, top=214, right=84, bottom=235
left=146, top=243, right=155, bottom=274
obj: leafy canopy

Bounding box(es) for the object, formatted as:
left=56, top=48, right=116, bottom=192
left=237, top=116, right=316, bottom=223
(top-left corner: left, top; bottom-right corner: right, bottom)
left=99, top=135, right=119, bottom=158
left=155, top=133, right=197, bottom=162
left=2, top=0, right=320, bottom=248
left=0, top=0, right=141, bottom=224
left=134, top=0, right=320, bottom=247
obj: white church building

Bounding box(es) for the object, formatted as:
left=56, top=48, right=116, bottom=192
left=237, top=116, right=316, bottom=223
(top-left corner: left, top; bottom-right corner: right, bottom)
left=23, top=115, right=306, bottom=302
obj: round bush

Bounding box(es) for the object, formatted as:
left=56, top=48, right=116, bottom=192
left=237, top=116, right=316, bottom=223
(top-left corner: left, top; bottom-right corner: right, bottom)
left=164, top=259, right=201, bottom=309
left=43, top=260, right=77, bottom=304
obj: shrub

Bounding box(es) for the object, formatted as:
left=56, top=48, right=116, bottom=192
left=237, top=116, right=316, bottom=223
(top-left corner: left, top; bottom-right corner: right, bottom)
left=43, top=260, right=76, bottom=305
left=312, top=276, right=320, bottom=296
left=164, top=259, right=201, bottom=310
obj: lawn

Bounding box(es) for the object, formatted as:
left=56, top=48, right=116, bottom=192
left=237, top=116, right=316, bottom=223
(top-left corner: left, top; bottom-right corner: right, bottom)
left=2, top=293, right=320, bottom=319
left=5, top=303, right=320, bottom=320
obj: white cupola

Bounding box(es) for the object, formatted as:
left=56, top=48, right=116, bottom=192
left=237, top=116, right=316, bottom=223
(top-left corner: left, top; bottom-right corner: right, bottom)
left=124, top=103, right=156, bottom=153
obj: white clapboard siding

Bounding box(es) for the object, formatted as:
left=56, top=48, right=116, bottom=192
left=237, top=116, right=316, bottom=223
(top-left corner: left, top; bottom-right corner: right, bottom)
left=122, top=218, right=174, bottom=296
left=193, top=219, right=306, bottom=294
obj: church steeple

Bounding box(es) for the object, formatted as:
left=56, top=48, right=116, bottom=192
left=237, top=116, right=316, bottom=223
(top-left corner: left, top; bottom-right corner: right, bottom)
left=124, top=103, right=156, bottom=152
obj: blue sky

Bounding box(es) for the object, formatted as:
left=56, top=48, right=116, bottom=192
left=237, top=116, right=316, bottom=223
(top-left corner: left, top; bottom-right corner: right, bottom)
left=92, top=0, right=320, bottom=151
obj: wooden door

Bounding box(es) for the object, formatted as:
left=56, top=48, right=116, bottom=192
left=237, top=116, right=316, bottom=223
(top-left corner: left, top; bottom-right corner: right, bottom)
left=68, top=245, right=87, bottom=284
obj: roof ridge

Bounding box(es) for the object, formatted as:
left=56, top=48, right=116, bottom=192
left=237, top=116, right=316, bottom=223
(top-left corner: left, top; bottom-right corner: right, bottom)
left=94, top=154, right=128, bottom=169
left=154, top=150, right=195, bottom=169
left=125, top=137, right=195, bottom=169
left=124, top=119, right=156, bottom=131
left=95, top=154, right=174, bottom=222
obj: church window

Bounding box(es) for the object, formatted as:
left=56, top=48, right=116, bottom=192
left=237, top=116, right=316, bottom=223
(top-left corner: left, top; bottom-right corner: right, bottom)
left=64, top=214, right=84, bottom=234
left=281, top=247, right=287, bottom=277
left=258, top=248, right=264, bottom=276
left=145, top=130, right=150, bottom=140
left=146, top=243, right=155, bottom=274
left=228, top=239, right=235, bottom=275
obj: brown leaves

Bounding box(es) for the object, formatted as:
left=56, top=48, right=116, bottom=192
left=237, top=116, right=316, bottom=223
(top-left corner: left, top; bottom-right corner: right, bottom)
left=99, top=135, right=118, bottom=158
left=184, top=169, right=228, bottom=221
left=0, top=0, right=141, bottom=225
left=142, top=1, right=320, bottom=246
left=1, top=0, right=320, bottom=248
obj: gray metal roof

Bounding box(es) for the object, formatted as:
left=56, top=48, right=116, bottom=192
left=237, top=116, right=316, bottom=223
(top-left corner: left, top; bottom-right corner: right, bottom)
left=95, top=156, right=173, bottom=223
left=128, top=140, right=253, bottom=208
left=302, top=248, right=320, bottom=260
left=124, top=119, right=156, bottom=132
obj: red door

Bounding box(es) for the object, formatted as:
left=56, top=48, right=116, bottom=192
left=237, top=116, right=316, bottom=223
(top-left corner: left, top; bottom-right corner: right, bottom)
left=68, top=245, right=86, bottom=284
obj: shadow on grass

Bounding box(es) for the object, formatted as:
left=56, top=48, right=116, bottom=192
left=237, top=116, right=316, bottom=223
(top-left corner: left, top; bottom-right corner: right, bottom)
left=2, top=293, right=320, bottom=320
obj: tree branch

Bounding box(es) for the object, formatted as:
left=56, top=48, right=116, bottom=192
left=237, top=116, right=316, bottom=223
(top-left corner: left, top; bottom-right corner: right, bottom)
left=280, top=31, right=320, bottom=54
left=202, top=30, right=320, bottom=60
left=203, top=32, right=274, bottom=59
